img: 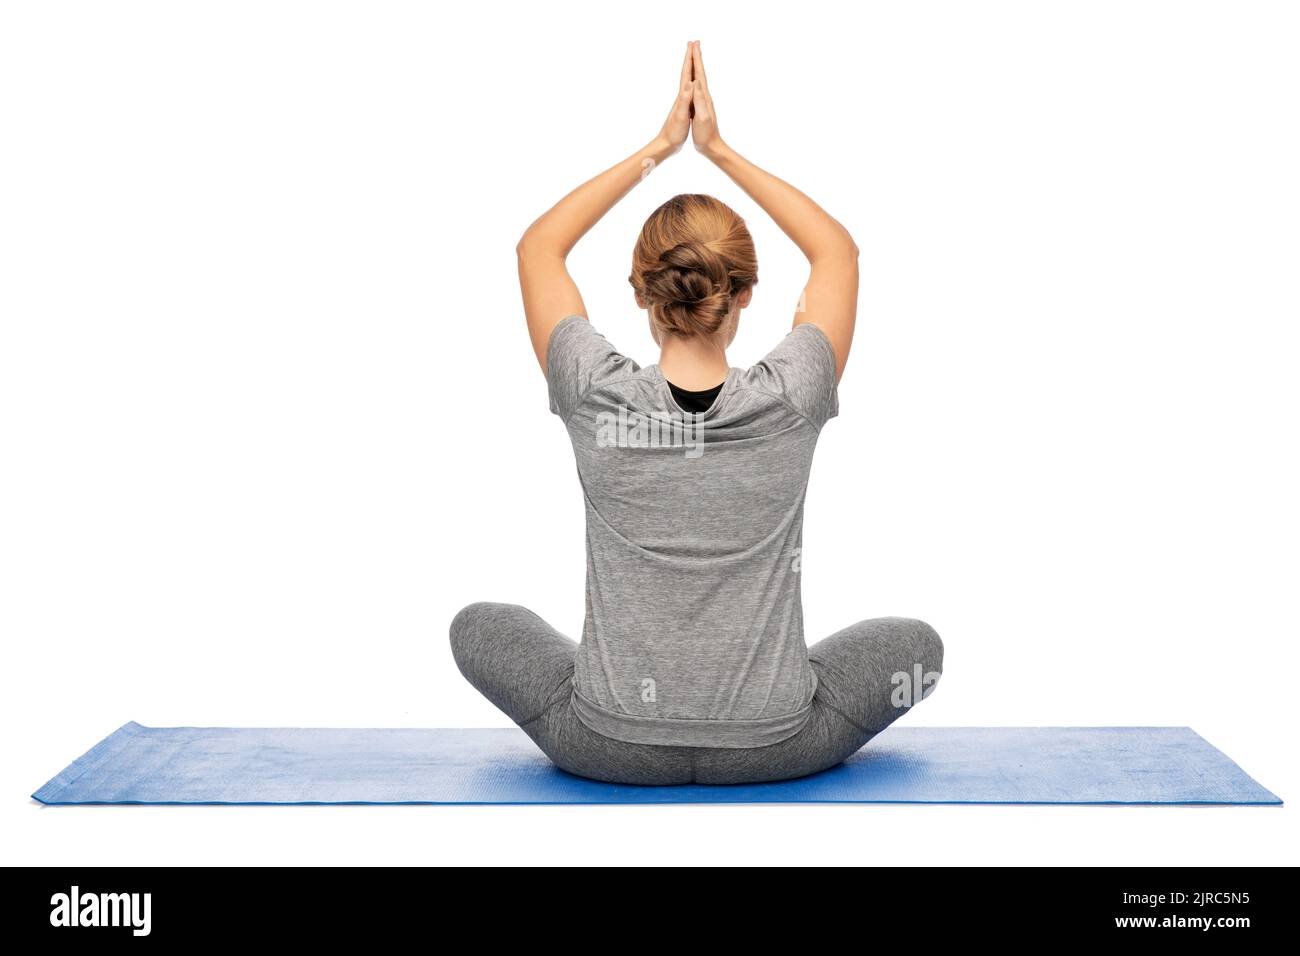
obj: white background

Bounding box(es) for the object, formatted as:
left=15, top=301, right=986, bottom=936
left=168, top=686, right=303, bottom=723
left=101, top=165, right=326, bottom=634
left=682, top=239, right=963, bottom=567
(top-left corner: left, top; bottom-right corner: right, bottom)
left=2, top=0, right=1296, bottom=865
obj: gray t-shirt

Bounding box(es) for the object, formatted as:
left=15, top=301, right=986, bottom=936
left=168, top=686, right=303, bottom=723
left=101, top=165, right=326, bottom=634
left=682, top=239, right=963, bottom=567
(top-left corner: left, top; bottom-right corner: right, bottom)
left=547, top=315, right=840, bottom=748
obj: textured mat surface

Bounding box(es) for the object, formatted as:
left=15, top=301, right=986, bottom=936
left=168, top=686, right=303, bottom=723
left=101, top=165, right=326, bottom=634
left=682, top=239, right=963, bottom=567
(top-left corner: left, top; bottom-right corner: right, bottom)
left=32, top=723, right=1280, bottom=805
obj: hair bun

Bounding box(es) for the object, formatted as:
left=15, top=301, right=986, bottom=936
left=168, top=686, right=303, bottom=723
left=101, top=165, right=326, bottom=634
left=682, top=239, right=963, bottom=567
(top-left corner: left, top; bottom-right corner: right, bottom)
left=629, top=194, right=758, bottom=339
left=641, top=242, right=732, bottom=336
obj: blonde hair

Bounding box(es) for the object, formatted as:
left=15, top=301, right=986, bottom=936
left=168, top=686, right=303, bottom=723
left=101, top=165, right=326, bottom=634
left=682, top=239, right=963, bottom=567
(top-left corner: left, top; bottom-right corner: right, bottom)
left=629, top=194, right=758, bottom=338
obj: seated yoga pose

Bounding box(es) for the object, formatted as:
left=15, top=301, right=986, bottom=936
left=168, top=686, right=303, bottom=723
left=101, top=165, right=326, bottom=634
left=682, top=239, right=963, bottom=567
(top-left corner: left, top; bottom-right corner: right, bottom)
left=451, top=42, right=942, bottom=785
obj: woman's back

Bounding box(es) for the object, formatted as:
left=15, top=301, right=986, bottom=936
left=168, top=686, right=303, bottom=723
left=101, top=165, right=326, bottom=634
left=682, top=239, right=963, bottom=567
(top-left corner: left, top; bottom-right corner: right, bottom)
left=548, top=315, right=840, bottom=748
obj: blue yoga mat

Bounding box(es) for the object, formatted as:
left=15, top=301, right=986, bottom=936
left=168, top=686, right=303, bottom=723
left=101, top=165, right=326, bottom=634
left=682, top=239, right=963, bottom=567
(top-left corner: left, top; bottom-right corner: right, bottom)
left=33, top=722, right=1279, bottom=806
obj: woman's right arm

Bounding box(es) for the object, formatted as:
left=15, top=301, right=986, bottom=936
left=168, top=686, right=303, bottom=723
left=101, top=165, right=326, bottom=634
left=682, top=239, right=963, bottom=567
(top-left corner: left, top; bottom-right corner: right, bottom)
left=517, top=45, right=696, bottom=376
left=688, top=42, right=859, bottom=383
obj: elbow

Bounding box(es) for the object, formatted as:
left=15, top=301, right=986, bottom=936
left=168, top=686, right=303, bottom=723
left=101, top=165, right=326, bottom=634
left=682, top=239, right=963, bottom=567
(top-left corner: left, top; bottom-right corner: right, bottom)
left=811, top=239, right=859, bottom=268
left=516, top=230, right=564, bottom=262
left=837, top=218, right=860, bottom=260
left=515, top=226, right=544, bottom=260
left=843, top=229, right=860, bottom=260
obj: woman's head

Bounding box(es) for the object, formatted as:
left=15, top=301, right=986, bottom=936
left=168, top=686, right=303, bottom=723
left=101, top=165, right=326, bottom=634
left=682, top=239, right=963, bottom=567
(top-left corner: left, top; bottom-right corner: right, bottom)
left=629, top=194, right=757, bottom=343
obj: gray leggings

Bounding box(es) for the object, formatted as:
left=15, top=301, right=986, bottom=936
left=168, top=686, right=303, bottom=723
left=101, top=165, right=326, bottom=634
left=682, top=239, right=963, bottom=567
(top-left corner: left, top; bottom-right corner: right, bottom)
left=449, top=602, right=943, bottom=786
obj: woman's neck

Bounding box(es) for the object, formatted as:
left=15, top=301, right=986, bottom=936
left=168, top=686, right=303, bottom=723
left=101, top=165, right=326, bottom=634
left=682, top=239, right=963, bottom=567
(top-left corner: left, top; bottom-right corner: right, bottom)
left=658, top=333, right=730, bottom=390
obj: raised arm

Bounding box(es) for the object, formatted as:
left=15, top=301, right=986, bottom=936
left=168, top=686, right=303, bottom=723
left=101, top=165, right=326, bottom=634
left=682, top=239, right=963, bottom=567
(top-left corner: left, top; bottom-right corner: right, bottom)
left=517, top=45, right=697, bottom=374
left=687, top=42, right=859, bottom=382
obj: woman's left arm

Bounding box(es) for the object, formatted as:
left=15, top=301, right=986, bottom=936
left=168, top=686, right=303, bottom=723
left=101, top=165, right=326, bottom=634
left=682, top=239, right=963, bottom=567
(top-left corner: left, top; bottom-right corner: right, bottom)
left=517, top=45, right=695, bottom=374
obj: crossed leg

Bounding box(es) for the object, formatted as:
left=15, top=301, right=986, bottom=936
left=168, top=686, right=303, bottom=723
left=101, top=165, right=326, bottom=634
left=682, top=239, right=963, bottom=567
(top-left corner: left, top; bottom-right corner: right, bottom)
left=449, top=603, right=943, bottom=786
left=449, top=602, right=694, bottom=784
left=691, top=616, right=944, bottom=784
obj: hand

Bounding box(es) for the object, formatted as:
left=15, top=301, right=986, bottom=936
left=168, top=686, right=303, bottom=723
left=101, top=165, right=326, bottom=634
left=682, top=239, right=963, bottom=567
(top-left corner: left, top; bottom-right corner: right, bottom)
left=655, top=43, right=696, bottom=153
left=688, top=41, right=723, bottom=156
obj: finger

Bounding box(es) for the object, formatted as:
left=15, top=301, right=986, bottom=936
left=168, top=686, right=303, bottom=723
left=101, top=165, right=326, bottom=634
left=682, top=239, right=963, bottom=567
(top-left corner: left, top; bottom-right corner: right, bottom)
left=673, top=95, right=692, bottom=123
left=679, top=42, right=693, bottom=91
left=674, top=78, right=693, bottom=121
left=692, top=41, right=709, bottom=93
left=692, top=80, right=712, bottom=118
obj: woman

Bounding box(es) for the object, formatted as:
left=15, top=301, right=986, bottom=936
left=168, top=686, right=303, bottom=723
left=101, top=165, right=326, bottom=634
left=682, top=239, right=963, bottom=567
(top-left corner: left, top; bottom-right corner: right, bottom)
left=451, top=42, right=943, bottom=785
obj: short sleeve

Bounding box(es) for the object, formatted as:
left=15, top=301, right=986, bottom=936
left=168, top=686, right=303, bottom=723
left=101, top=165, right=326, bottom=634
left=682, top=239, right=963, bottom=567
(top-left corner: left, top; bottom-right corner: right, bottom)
left=545, top=315, right=638, bottom=422
left=746, top=322, right=840, bottom=428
